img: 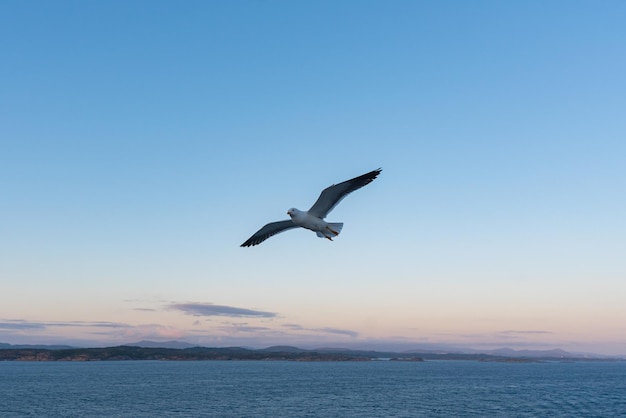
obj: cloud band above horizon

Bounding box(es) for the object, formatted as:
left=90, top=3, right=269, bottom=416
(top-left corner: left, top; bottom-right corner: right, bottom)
left=168, top=303, right=277, bottom=318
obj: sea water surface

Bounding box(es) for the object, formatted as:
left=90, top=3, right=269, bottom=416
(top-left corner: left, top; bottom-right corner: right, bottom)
left=1, top=360, right=625, bottom=417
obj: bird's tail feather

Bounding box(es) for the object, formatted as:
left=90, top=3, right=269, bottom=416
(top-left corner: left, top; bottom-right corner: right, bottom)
left=329, top=223, right=343, bottom=235
left=316, top=223, right=343, bottom=239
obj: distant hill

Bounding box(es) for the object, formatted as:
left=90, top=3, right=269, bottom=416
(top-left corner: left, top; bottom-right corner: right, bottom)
left=403, top=345, right=617, bottom=360
left=2, top=341, right=621, bottom=360
left=259, top=345, right=310, bottom=353
left=485, top=348, right=572, bottom=358
left=125, top=340, right=197, bottom=349
left=482, top=347, right=615, bottom=360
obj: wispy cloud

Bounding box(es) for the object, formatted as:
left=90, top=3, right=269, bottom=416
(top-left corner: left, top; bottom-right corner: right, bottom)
left=497, top=330, right=553, bottom=335
left=0, top=319, right=129, bottom=330
left=0, top=319, right=192, bottom=346
left=0, top=320, right=46, bottom=330
left=282, top=323, right=304, bottom=330
left=315, top=327, right=359, bottom=338
left=281, top=323, right=358, bottom=338
left=168, top=303, right=276, bottom=318
left=218, top=325, right=272, bottom=333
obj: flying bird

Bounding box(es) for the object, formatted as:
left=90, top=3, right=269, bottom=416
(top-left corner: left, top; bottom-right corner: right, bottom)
left=241, top=168, right=382, bottom=247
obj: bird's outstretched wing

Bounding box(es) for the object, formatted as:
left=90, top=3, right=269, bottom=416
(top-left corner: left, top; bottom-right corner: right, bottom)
left=307, top=168, right=382, bottom=218
left=240, top=220, right=298, bottom=247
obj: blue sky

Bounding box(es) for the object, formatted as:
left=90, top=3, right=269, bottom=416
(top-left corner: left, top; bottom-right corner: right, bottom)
left=1, top=1, right=625, bottom=355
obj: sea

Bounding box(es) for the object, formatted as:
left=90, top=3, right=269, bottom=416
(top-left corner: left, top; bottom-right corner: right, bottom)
left=1, top=360, right=625, bottom=417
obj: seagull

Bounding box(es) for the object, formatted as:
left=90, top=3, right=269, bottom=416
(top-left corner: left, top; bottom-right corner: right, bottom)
left=241, top=168, right=382, bottom=247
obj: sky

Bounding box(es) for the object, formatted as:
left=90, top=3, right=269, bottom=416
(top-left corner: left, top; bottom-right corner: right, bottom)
left=1, top=1, right=625, bottom=355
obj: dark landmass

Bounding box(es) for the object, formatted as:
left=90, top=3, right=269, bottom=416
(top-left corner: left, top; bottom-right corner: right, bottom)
left=126, top=340, right=196, bottom=349
left=258, top=345, right=311, bottom=353
left=0, top=346, right=380, bottom=362
left=0, top=344, right=622, bottom=362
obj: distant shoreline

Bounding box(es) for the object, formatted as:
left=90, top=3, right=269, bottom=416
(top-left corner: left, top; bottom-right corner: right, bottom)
left=1, top=346, right=622, bottom=362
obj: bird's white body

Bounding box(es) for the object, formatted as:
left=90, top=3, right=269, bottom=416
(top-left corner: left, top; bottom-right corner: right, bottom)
left=287, top=208, right=343, bottom=240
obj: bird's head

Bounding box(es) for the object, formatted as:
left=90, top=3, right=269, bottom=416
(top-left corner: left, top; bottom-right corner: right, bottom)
left=287, top=208, right=298, bottom=218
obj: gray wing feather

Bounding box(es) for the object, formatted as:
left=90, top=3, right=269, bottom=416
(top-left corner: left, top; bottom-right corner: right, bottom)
left=240, top=220, right=298, bottom=247
left=308, top=168, right=382, bottom=218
